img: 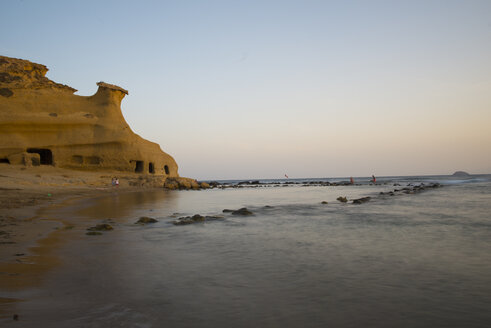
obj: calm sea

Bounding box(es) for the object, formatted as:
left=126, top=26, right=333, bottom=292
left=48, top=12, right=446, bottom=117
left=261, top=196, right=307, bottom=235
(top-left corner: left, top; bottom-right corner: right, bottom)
left=3, top=175, right=491, bottom=327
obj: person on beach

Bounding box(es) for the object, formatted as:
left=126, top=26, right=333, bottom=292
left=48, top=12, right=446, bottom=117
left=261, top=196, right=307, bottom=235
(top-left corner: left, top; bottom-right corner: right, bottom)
left=111, top=177, right=116, bottom=186
left=115, top=178, right=119, bottom=187
left=371, top=175, right=376, bottom=184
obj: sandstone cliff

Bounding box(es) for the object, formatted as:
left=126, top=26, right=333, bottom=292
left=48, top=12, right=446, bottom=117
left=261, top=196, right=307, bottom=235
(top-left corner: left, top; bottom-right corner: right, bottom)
left=0, top=55, right=178, bottom=177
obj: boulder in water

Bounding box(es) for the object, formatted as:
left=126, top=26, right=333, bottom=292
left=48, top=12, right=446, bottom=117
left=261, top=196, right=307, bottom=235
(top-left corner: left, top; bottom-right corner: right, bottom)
left=173, top=214, right=206, bottom=225
left=352, top=197, right=371, bottom=204
left=136, top=216, right=158, bottom=224
left=231, top=208, right=253, bottom=216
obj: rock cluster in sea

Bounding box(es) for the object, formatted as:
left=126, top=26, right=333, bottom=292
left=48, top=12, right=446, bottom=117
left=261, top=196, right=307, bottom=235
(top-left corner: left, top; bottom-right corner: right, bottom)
left=84, top=183, right=444, bottom=231
left=172, top=207, right=255, bottom=226
left=194, top=179, right=403, bottom=190
left=206, top=180, right=358, bottom=189
left=164, top=177, right=210, bottom=190
left=378, top=182, right=441, bottom=197
left=172, top=214, right=225, bottom=226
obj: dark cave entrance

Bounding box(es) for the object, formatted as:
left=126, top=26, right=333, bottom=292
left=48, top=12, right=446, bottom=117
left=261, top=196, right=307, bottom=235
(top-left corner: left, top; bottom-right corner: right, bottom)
left=149, top=162, right=155, bottom=174
left=134, top=160, right=144, bottom=173
left=164, top=165, right=170, bottom=175
left=27, top=148, right=53, bottom=165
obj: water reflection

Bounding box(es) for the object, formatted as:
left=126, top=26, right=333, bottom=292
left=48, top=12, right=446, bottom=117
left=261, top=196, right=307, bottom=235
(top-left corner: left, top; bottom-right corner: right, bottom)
left=4, top=181, right=491, bottom=327
left=48, top=190, right=180, bottom=221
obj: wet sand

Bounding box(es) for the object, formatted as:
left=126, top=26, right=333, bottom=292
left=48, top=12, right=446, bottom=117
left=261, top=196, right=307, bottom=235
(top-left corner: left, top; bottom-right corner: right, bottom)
left=0, top=164, right=168, bottom=321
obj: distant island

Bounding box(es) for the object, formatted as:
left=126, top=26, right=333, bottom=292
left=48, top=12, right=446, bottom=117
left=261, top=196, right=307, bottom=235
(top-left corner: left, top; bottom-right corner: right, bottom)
left=452, top=171, right=471, bottom=177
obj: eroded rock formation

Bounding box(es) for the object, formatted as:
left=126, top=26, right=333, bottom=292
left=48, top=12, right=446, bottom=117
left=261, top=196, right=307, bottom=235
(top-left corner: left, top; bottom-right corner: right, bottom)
left=0, top=55, right=178, bottom=177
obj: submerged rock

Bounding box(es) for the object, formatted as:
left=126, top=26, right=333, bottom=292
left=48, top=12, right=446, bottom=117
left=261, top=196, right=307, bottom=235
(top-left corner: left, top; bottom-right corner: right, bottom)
left=87, top=224, right=113, bottom=231
left=136, top=216, right=158, bottom=224
left=172, top=219, right=193, bottom=226
left=205, top=215, right=225, bottom=221
left=86, top=231, right=103, bottom=236
left=352, top=197, right=371, bottom=204
left=222, top=209, right=234, bottom=213
left=337, top=196, right=348, bottom=203
left=231, top=208, right=254, bottom=216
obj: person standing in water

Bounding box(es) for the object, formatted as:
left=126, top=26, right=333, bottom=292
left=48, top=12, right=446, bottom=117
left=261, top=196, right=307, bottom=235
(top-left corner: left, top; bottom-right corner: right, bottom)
left=350, top=177, right=354, bottom=184
left=371, top=175, right=376, bottom=183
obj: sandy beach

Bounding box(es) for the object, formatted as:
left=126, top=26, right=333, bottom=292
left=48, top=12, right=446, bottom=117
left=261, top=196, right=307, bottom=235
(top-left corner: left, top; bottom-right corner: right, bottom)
left=0, top=164, right=166, bottom=309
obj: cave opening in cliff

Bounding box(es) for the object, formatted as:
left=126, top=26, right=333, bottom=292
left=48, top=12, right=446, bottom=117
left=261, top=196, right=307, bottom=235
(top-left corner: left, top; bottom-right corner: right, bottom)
left=0, top=158, right=10, bottom=164
left=164, top=165, right=170, bottom=175
left=27, top=148, right=53, bottom=165
left=149, top=162, right=155, bottom=174
left=134, top=160, right=144, bottom=173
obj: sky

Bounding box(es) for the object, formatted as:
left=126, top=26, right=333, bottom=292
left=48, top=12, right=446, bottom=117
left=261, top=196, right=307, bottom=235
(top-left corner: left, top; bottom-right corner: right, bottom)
left=1, top=0, right=490, bottom=180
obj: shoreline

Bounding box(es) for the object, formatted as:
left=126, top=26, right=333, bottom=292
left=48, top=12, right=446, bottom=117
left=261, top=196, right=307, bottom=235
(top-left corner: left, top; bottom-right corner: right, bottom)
left=0, top=170, right=487, bottom=325
left=0, top=183, right=168, bottom=322
left=0, top=165, right=171, bottom=302
left=1, top=168, right=455, bottom=266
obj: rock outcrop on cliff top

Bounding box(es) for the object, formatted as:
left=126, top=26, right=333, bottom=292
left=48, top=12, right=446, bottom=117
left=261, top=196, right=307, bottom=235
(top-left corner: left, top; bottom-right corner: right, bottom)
left=0, top=55, right=178, bottom=177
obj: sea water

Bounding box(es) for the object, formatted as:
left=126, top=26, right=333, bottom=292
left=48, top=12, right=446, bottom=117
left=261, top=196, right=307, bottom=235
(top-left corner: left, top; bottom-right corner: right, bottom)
left=3, top=175, right=491, bottom=327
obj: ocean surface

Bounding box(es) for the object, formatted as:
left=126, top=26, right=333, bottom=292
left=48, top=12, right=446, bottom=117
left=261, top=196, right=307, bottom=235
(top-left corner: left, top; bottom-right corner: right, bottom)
left=3, top=175, right=491, bottom=327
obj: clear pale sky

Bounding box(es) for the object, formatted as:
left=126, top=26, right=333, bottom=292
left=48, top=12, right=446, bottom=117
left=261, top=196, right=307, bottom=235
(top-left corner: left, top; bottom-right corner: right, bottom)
left=2, top=0, right=490, bottom=179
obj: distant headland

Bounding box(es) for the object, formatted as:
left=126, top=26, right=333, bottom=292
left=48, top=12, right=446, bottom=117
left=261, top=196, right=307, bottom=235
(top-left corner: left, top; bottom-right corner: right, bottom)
left=452, top=171, right=471, bottom=177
